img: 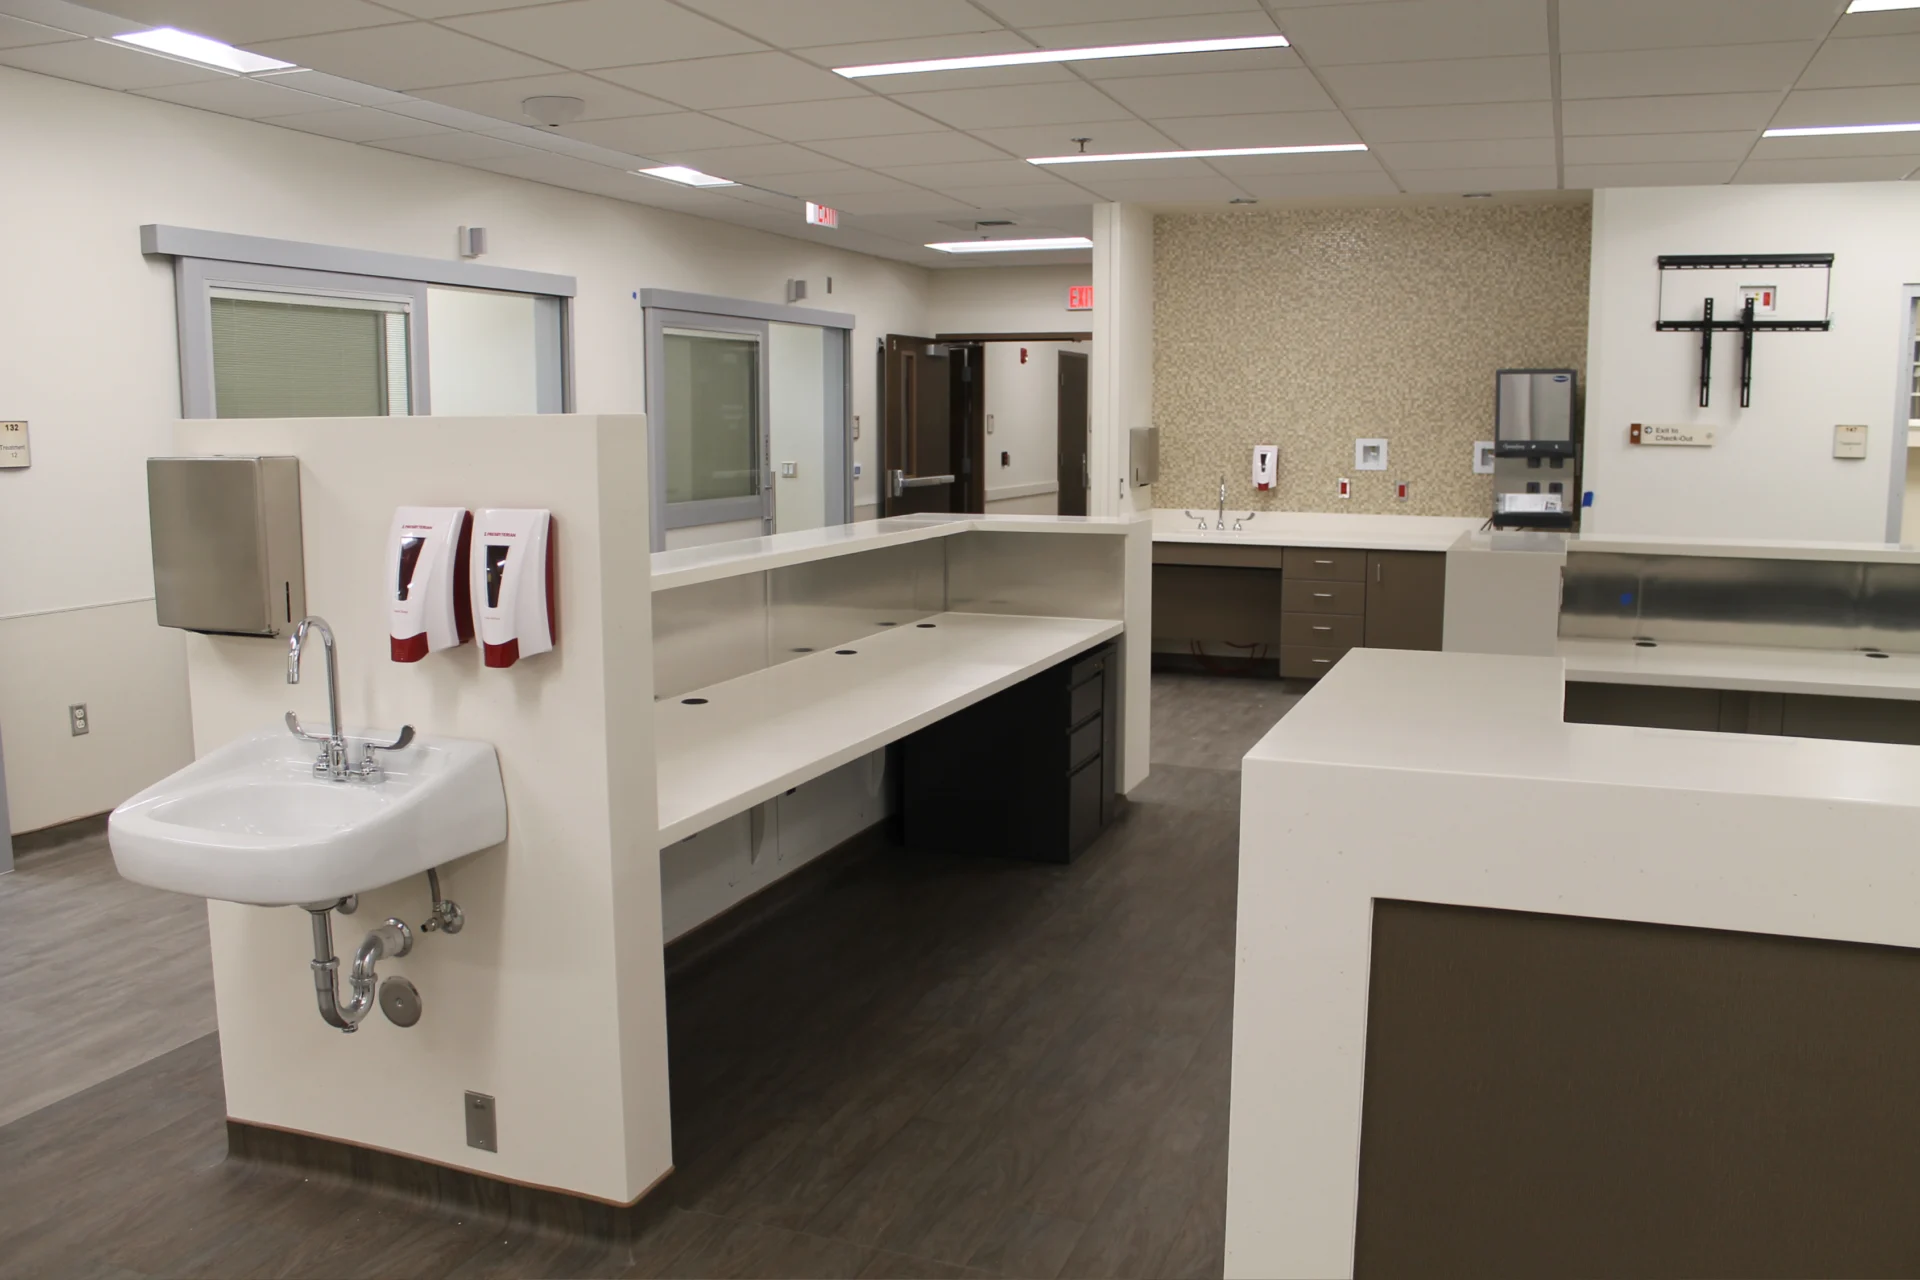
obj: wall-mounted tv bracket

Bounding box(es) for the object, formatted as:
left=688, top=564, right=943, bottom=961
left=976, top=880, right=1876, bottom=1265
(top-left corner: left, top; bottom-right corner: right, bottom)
left=1655, top=254, right=1833, bottom=408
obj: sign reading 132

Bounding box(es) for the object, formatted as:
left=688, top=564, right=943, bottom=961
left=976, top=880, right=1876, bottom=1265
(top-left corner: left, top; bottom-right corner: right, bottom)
left=0, top=421, right=29, bottom=469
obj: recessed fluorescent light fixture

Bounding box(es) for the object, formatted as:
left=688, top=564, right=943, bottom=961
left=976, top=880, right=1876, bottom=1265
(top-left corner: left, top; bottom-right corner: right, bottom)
left=1763, top=121, right=1920, bottom=137
left=836, top=34, right=1288, bottom=79
left=635, top=165, right=736, bottom=187
left=108, top=27, right=294, bottom=74
left=1029, top=142, right=1367, bottom=165
left=925, top=237, right=1094, bottom=254
left=1846, top=0, right=1920, bottom=11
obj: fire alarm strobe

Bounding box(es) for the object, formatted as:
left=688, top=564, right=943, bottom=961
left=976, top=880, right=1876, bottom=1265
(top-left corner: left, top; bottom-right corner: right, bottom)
left=387, top=507, right=473, bottom=662
left=472, top=509, right=556, bottom=668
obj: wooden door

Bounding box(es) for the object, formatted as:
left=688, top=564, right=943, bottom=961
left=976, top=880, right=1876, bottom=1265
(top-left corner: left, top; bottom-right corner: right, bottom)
left=1364, top=551, right=1447, bottom=650
left=882, top=334, right=957, bottom=516
left=1057, top=350, right=1089, bottom=517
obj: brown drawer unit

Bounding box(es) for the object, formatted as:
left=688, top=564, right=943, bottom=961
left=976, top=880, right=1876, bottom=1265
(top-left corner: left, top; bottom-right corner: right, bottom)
left=1283, top=577, right=1366, bottom=616
left=1281, top=644, right=1349, bottom=678
left=1281, top=612, right=1364, bottom=649
left=1284, top=546, right=1367, bottom=581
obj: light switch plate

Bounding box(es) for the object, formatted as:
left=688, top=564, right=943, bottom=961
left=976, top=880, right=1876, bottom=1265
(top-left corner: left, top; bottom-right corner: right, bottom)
left=1834, top=423, right=1868, bottom=459
left=1354, top=438, right=1388, bottom=471
left=780, top=461, right=797, bottom=477
left=0, top=421, right=27, bottom=469
left=465, top=1091, right=497, bottom=1152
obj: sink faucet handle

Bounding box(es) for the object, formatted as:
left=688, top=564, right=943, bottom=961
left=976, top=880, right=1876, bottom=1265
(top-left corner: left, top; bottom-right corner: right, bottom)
left=365, top=725, right=416, bottom=753
left=285, top=710, right=331, bottom=744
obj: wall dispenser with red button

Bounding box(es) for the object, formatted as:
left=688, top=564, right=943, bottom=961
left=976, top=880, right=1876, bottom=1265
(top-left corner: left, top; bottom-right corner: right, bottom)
left=1252, top=445, right=1278, bottom=492
left=387, top=506, right=473, bottom=663
left=472, top=508, right=555, bottom=669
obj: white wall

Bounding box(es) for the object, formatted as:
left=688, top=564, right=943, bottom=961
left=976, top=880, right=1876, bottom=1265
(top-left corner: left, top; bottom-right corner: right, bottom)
left=1091, top=204, right=1155, bottom=518
left=769, top=321, right=828, bottom=534
left=928, top=263, right=1091, bottom=336
left=1584, top=183, right=1920, bottom=542
left=426, top=286, right=539, bottom=416
left=983, top=340, right=1079, bottom=512
left=0, top=64, right=931, bottom=833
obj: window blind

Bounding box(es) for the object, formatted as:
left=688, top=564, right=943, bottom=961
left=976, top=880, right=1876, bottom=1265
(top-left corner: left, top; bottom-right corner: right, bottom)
left=211, top=296, right=395, bottom=418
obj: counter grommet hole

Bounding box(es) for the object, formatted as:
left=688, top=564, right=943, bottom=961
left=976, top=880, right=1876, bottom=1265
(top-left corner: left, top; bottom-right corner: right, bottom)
left=836, top=649, right=858, bottom=655
left=1634, top=639, right=1657, bottom=648
left=1868, top=651, right=1889, bottom=659
left=916, top=623, right=936, bottom=629
left=791, top=647, right=812, bottom=653
left=681, top=697, right=708, bottom=705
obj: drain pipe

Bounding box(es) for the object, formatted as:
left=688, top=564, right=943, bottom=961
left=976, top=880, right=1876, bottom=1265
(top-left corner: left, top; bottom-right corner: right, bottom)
left=305, top=903, right=412, bottom=1033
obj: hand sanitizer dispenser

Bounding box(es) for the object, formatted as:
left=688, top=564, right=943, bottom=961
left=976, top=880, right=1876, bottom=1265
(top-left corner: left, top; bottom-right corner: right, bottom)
left=1252, top=445, right=1278, bottom=492
left=387, top=506, right=473, bottom=662
left=472, top=509, right=555, bottom=668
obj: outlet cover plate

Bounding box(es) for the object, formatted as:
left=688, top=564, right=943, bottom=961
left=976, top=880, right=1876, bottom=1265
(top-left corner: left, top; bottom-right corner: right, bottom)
left=465, top=1091, right=497, bottom=1152
left=1354, top=438, right=1388, bottom=471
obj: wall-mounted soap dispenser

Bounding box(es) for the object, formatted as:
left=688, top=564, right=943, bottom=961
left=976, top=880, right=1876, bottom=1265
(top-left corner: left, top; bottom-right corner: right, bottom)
left=387, top=507, right=473, bottom=662
left=1252, top=445, right=1278, bottom=492
left=471, top=509, right=555, bottom=668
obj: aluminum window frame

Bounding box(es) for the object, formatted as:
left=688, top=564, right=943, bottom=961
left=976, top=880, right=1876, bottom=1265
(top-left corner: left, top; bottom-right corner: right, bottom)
left=648, top=309, right=773, bottom=546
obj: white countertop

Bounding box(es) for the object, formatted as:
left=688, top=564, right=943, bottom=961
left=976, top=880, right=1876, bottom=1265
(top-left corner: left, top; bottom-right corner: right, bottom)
left=654, top=610, right=1120, bottom=843
left=1227, top=648, right=1920, bottom=1278
left=1558, top=636, right=1920, bottom=701
left=1151, top=508, right=1482, bottom=552
left=652, top=513, right=1143, bottom=593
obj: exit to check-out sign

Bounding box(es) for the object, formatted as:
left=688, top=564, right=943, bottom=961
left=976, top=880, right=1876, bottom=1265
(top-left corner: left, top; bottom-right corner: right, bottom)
left=1067, top=285, right=1094, bottom=311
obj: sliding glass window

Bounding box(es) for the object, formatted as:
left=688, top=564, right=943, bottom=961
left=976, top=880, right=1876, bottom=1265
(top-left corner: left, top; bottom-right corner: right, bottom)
left=210, top=288, right=412, bottom=418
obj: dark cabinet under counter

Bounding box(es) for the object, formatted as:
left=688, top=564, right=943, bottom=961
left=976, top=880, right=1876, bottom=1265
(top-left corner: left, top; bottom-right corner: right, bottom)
left=902, top=642, right=1119, bottom=864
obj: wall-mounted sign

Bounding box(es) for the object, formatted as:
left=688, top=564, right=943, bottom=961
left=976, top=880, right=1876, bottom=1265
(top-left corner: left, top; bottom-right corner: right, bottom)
left=1629, top=423, right=1715, bottom=447
left=1833, top=423, right=1868, bottom=459
left=1067, top=285, right=1094, bottom=311
left=0, top=421, right=27, bottom=469
left=805, top=202, right=839, bottom=229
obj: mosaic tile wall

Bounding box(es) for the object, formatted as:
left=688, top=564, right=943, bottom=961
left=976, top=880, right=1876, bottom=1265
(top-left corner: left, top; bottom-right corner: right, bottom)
left=1153, top=204, right=1592, bottom=516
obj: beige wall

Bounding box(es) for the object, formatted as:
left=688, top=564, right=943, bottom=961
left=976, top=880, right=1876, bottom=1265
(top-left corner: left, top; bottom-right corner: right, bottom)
left=1152, top=203, right=1591, bottom=516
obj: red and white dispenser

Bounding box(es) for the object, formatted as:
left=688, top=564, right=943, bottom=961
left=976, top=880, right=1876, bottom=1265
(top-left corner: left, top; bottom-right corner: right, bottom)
left=387, top=506, right=473, bottom=663
left=472, top=508, right=555, bottom=668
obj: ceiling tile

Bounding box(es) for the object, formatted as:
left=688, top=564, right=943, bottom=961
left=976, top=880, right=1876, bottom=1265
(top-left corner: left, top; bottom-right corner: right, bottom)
left=710, top=96, right=950, bottom=141
left=644, top=142, right=846, bottom=177
left=1204, top=148, right=1385, bottom=175
left=674, top=0, right=998, bottom=47
left=966, top=118, right=1181, bottom=156
left=1372, top=137, right=1557, bottom=170
left=1562, top=130, right=1757, bottom=165
left=254, top=24, right=558, bottom=91
left=1275, top=0, right=1547, bottom=66
left=1560, top=92, right=1780, bottom=135
left=597, top=52, right=866, bottom=109
left=848, top=62, right=1078, bottom=92
left=973, top=0, right=1265, bottom=24
left=442, top=0, right=765, bottom=71
left=1095, top=68, right=1333, bottom=118
left=265, top=105, right=450, bottom=142
left=893, top=81, right=1128, bottom=130
left=488, top=128, right=649, bottom=168
left=1396, top=165, right=1559, bottom=191
left=757, top=168, right=914, bottom=197
left=1560, top=42, right=1814, bottom=99
left=1346, top=100, right=1553, bottom=142
left=1073, top=46, right=1302, bottom=79
left=461, top=145, right=645, bottom=194
left=380, top=97, right=512, bottom=129
left=1562, top=160, right=1739, bottom=187
left=829, top=188, right=985, bottom=214
left=260, top=67, right=412, bottom=106
left=0, top=0, right=137, bottom=38
left=1231, top=170, right=1403, bottom=199
left=0, top=36, right=224, bottom=89
left=0, top=13, right=79, bottom=48
left=1835, top=8, right=1920, bottom=37
left=564, top=110, right=772, bottom=153
left=131, top=72, right=335, bottom=118
left=1072, top=174, right=1249, bottom=201
left=1032, top=156, right=1222, bottom=182
left=792, top=32, right=1034, bottom=71
left=1153, top=110, right=1360, bottom=150
left=1799, top=35, right=1920, bottom=91
left=875, top=158, right=1040, bottom=187
left=1318, top=55, right=1551, bottom=108
left=373, top=0, right=572, bottom=16
left=910, top=179, right=1091, bottom=204
left=1747, top=131, right=1920, bottom=160
left=1772, top=85, right=1920, bottom=128
left=1558, top=0, right=1840, bottom=53
left=87, top=0, right=403, bottom=44
left=1736, top=155, right=1920, bottom=183
left=806, top=130, right=1011, bottom=165
left=368, top=132, right=536, bottom=163
left=413, top=72, right=677, bottom=126
left=1023, top=11, right=1282, bottom=49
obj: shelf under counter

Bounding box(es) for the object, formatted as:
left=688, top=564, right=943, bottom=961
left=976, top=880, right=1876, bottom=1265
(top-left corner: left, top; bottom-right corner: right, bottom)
left=655, top=611, right=1124, bottom=844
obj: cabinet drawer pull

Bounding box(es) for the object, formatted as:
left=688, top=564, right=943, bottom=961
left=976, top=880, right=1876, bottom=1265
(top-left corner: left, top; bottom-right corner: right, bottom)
left=1313, top=592, right=1333, bottom=599
left=1312, top=625, right=1331, bottom=632
left=1314, top=559, right=1333, bottom=565
left=1313, top=658, right=1331, bottom=665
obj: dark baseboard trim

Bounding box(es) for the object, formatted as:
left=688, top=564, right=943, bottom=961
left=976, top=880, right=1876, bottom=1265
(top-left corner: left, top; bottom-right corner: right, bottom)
left=226, top=1120, right=674, bottom=1239
left=664, top=820, right=893, bottom=983
left=13, top=811, right=110, bottom=859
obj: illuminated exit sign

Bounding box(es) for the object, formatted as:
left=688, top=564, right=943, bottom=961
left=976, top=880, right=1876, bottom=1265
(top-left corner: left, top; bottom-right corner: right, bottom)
left=1067, top=285, right=1093, bottom=311
left=805, top=202, right=839, bottom=229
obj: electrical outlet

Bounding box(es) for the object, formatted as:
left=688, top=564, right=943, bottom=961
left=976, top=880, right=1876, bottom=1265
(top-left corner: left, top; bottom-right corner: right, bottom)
left=69, top=703, right=89, bottom=736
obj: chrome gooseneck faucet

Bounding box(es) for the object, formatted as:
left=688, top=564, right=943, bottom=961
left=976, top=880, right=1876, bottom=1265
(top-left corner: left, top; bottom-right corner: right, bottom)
left=286, top=615, right=414, bottom=782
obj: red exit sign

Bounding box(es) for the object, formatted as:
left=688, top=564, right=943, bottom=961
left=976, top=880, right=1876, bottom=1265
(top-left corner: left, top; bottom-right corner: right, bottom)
left=1067, top=285, right=1094, bottom=311
left=805, top=202, right=839, bottom=229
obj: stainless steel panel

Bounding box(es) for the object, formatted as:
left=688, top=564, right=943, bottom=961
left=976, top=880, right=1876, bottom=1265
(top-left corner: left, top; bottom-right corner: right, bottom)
left=767, top=539, right=945, bottom=663
left=148, top=456, right=304, bottom=637
left=1130, top=427, right=1158, bottom=488
left=652, top=572, right=768, bottom=699
left=946, top=531, right=1124, bottom=620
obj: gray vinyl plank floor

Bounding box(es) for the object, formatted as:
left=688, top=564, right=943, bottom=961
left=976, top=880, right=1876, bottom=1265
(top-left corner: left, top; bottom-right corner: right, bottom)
left=0, top=827, right=217, bottom=1127
left=0, top=670, right=1296, bottom=1279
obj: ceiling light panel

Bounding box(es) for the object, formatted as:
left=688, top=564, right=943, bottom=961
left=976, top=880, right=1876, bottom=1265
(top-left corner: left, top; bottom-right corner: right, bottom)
left=1029, top=143, right=1368, bottom=165
left=926, top=237, right=1094, bottom=253
left=636, top=164, right=736, bottom=186
left=109, top=27, right=295, bottom=74
left=1847, top=0, right=1920, bottom=11
left=1763, top=121, right=1920, bottom=136
left=836, top=34, right=1288, bottom=78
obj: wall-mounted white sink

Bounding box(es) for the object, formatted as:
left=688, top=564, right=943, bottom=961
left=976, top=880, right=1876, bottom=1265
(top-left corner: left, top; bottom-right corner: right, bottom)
left=110, top=729, right=506, bottom=906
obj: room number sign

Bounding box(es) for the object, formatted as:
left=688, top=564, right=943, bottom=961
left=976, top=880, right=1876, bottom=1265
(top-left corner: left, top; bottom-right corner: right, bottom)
left=0, top=421, right=27, bottom=469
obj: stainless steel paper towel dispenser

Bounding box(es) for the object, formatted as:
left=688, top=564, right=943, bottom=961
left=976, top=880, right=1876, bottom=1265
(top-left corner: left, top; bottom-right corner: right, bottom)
left=1130, top=427, right=1159, bottom=488
left=148, top=456, right=306, bottom=637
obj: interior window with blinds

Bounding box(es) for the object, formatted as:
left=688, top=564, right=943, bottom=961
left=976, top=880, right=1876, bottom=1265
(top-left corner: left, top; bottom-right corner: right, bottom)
left=210, top=291, right=411, bottom=418
left=664, top=330, right=761, bottom=503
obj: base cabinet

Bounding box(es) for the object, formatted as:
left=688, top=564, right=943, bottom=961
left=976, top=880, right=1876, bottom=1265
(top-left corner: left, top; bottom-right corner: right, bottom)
left=1364, top=551, right=1447, bottom=651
